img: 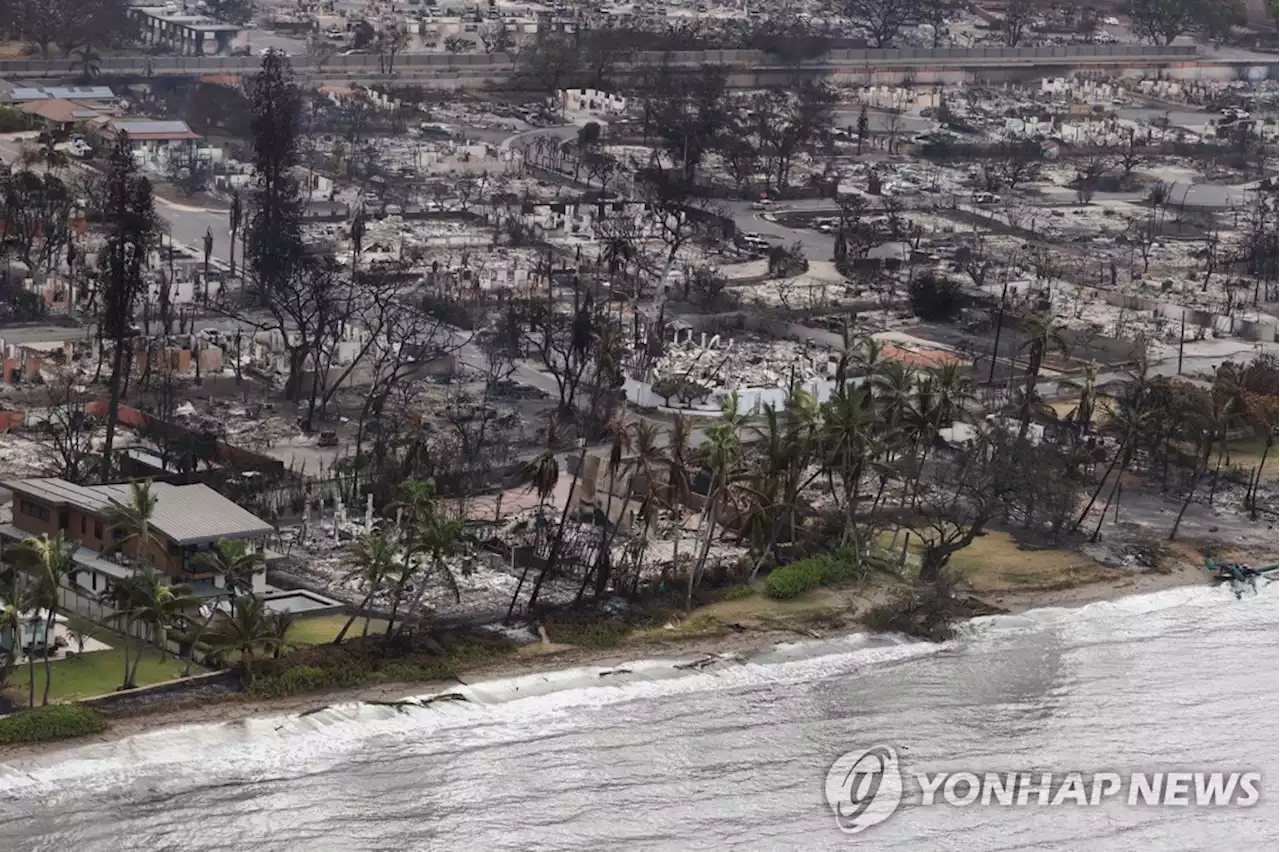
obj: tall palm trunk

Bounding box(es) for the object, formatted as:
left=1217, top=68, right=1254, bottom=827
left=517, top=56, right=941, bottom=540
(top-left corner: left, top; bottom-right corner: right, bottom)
left=128, top=635, right=147, bottom=687
left=577, top=470, right=619, bottom=603
left=26, top=625, right=36, bottom=708
left=100, top=343, right=128, bottom=482
left=41, top=608, right=57, bottom=705
left=688, top=472, right=722, bottom=612
left=120, top=614, right=133, bottom=689
left=182, top=607, right=218, bottom=677
left=527, top=443, right=589, bottom=611
left=1074, top=437, right=1128, bottom=532
left=1169, top=438, right=1214, bottom=541
left=334, top=591, right=375, bottom=644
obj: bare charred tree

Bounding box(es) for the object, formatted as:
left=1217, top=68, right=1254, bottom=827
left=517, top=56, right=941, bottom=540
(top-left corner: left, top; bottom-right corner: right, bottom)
left=1000, top=0, right=1035, bottom=46
left=844, top=0, right=919, bottom=47
left=36, top=370, right=99, bottom=485
left=478, top=22, right=516, bottom=54
left=641, top=62, right=730, bottom=184
left=919, top=0, right=949, bottom=45
left=634, top=168, right=725, bottom=282
left=519, top=31, right=581, bottom=96
left=241, top=51, right=346, bottom=429
left=0, top=171, right=75, bottom=278
left=348, top=298, right=460, bottom=497
left=98, top=133, right=160, bottom=483
left=522, top=287, right=597, bottom=416
left=909, top=426, right=1013, bottom=585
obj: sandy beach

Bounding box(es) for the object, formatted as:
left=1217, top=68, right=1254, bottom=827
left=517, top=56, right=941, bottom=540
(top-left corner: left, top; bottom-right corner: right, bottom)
left=0, top=558, right=1222, bottom=763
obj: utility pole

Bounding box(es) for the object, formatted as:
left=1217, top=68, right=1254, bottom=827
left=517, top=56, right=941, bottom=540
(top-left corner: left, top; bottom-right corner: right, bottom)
left=1177, top=309, right=1185, bottom=374
left=987, top=278, right=1009, bottom=384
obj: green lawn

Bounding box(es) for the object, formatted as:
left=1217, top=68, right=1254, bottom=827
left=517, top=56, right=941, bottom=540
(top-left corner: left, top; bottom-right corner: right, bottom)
left=1226, top=435, right=1277, bottom=480
left=287, top=613, right=389, bottom=647
left=10, top=644, right=193, bottom=703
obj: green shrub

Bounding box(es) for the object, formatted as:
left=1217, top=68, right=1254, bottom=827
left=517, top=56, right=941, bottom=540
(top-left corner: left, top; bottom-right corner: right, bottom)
left=248, top=642, right=513, bottom=698
left=0, top=107, right=32, bottom=134
left=0, top=704, right=108, bottom=745
left=378, top=662, right=429, bottom=682
left=764, top=550, right=868, bottom=600
left=719, top=584, right=756, bottom=601
left=544, top=618, right=631, bottom=648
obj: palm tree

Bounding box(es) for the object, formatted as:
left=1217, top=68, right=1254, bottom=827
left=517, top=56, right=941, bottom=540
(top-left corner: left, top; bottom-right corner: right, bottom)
left=688, top=413, right=744, bottom=611
left=266, top=610, right=297, bottom=660
left=526, top=432, right=591, bottom=612
left=104, top=571, right=147, bottom=690
left=396, top=513, right=464, bottom=636
left=819, top=385, right=879, bottom=557
left=104, top=480, right=161, bottom=566
left=11, top=532, right=78, bottom=705
left=907, top=363, right=975, bottom=505
left=506, top=418, right=563, bottom=618
left=664, top=413, right=697, bottom=585
left=192, top=538, right=265, bottom=598
left=871, top=360, right=916, bottom=451
left=203, top=596, right=275, bottom=684
left=1076, top=373, right=1154, bottom=536
left=577, top=414, right=632, bottom=601
left=1057, top=361, right=1101, bottom=439
left=1017, top=312, right=1068, bottom=442
left=127, top=566, right=198, bottom=672
left=333, top=531, right=399, bottom=644
left=0, top=578, right=36, bottom=693
left=389, top=477, right=468, bottom=634
left=1162, top=364, right=1257, bottom=538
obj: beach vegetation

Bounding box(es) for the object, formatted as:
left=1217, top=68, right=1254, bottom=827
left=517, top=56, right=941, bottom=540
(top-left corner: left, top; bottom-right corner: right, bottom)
left=0, top=704, right=108, bottom=746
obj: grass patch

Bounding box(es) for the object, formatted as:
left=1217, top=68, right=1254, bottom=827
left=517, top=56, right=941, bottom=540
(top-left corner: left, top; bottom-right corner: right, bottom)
left=764, top=548, right=867, bottom=599
left=1226, top=435, right=1277, bottom=480
left=542, top=617, right=632, bottom=648
left=247, top=636, right=513, bottom=699
left=10, top=645, right=194, bottom=702
left=880, top=529, right=1110, bottom=593
left=0, top=704, right=108, bottom=745
left=718, top=584, right=756, bottom=602
left=287, top=614, right=389, bottom=647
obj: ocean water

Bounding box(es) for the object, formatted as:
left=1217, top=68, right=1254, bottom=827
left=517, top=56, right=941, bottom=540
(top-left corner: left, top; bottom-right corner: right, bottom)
left=0, top=584, right=1276, bottom=852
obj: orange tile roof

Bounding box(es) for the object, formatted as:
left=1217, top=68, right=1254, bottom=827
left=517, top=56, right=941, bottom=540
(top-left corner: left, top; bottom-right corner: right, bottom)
left=881, top=344, right=963, bottom=369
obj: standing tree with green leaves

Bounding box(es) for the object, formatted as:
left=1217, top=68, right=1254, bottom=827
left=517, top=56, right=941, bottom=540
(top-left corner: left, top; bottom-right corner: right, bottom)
left=192, top=538, right=265, bottom=598
left=386, top=479, right=466, bottom=639
left=1016, top=312, right=1068, bottom=443
left=0, top=577, right=37, bottom=690
left=10, top=532, right=77, bottom=705
left=333, top=532, right=398, bottom=644
left=203, top=596, right=275, bottom=683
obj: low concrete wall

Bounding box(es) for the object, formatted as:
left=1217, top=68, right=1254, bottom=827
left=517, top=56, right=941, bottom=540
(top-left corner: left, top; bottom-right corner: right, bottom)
left=79, top=670, right=239, bottom=715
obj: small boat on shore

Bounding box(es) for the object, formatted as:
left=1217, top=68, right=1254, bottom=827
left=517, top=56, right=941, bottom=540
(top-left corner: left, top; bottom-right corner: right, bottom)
left=1198, top=555, right=1280, bottom=580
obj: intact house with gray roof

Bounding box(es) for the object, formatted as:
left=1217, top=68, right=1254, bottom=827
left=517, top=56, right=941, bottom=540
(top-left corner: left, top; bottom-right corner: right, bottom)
left=0, top=477, right=274, bottom=601
left=93, top=117, right=202, bottom=170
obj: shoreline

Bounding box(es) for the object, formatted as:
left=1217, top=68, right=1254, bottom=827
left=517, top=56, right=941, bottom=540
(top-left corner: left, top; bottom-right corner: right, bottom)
left=0, top=560, right=1216, bottom=764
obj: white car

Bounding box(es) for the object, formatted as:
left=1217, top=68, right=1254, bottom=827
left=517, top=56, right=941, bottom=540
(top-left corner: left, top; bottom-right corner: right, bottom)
left=1102, top=16, right=1120, bottom=25
left=66, top=140, right=93, bottom=158
left=751, top=198, right=772, bottom=210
